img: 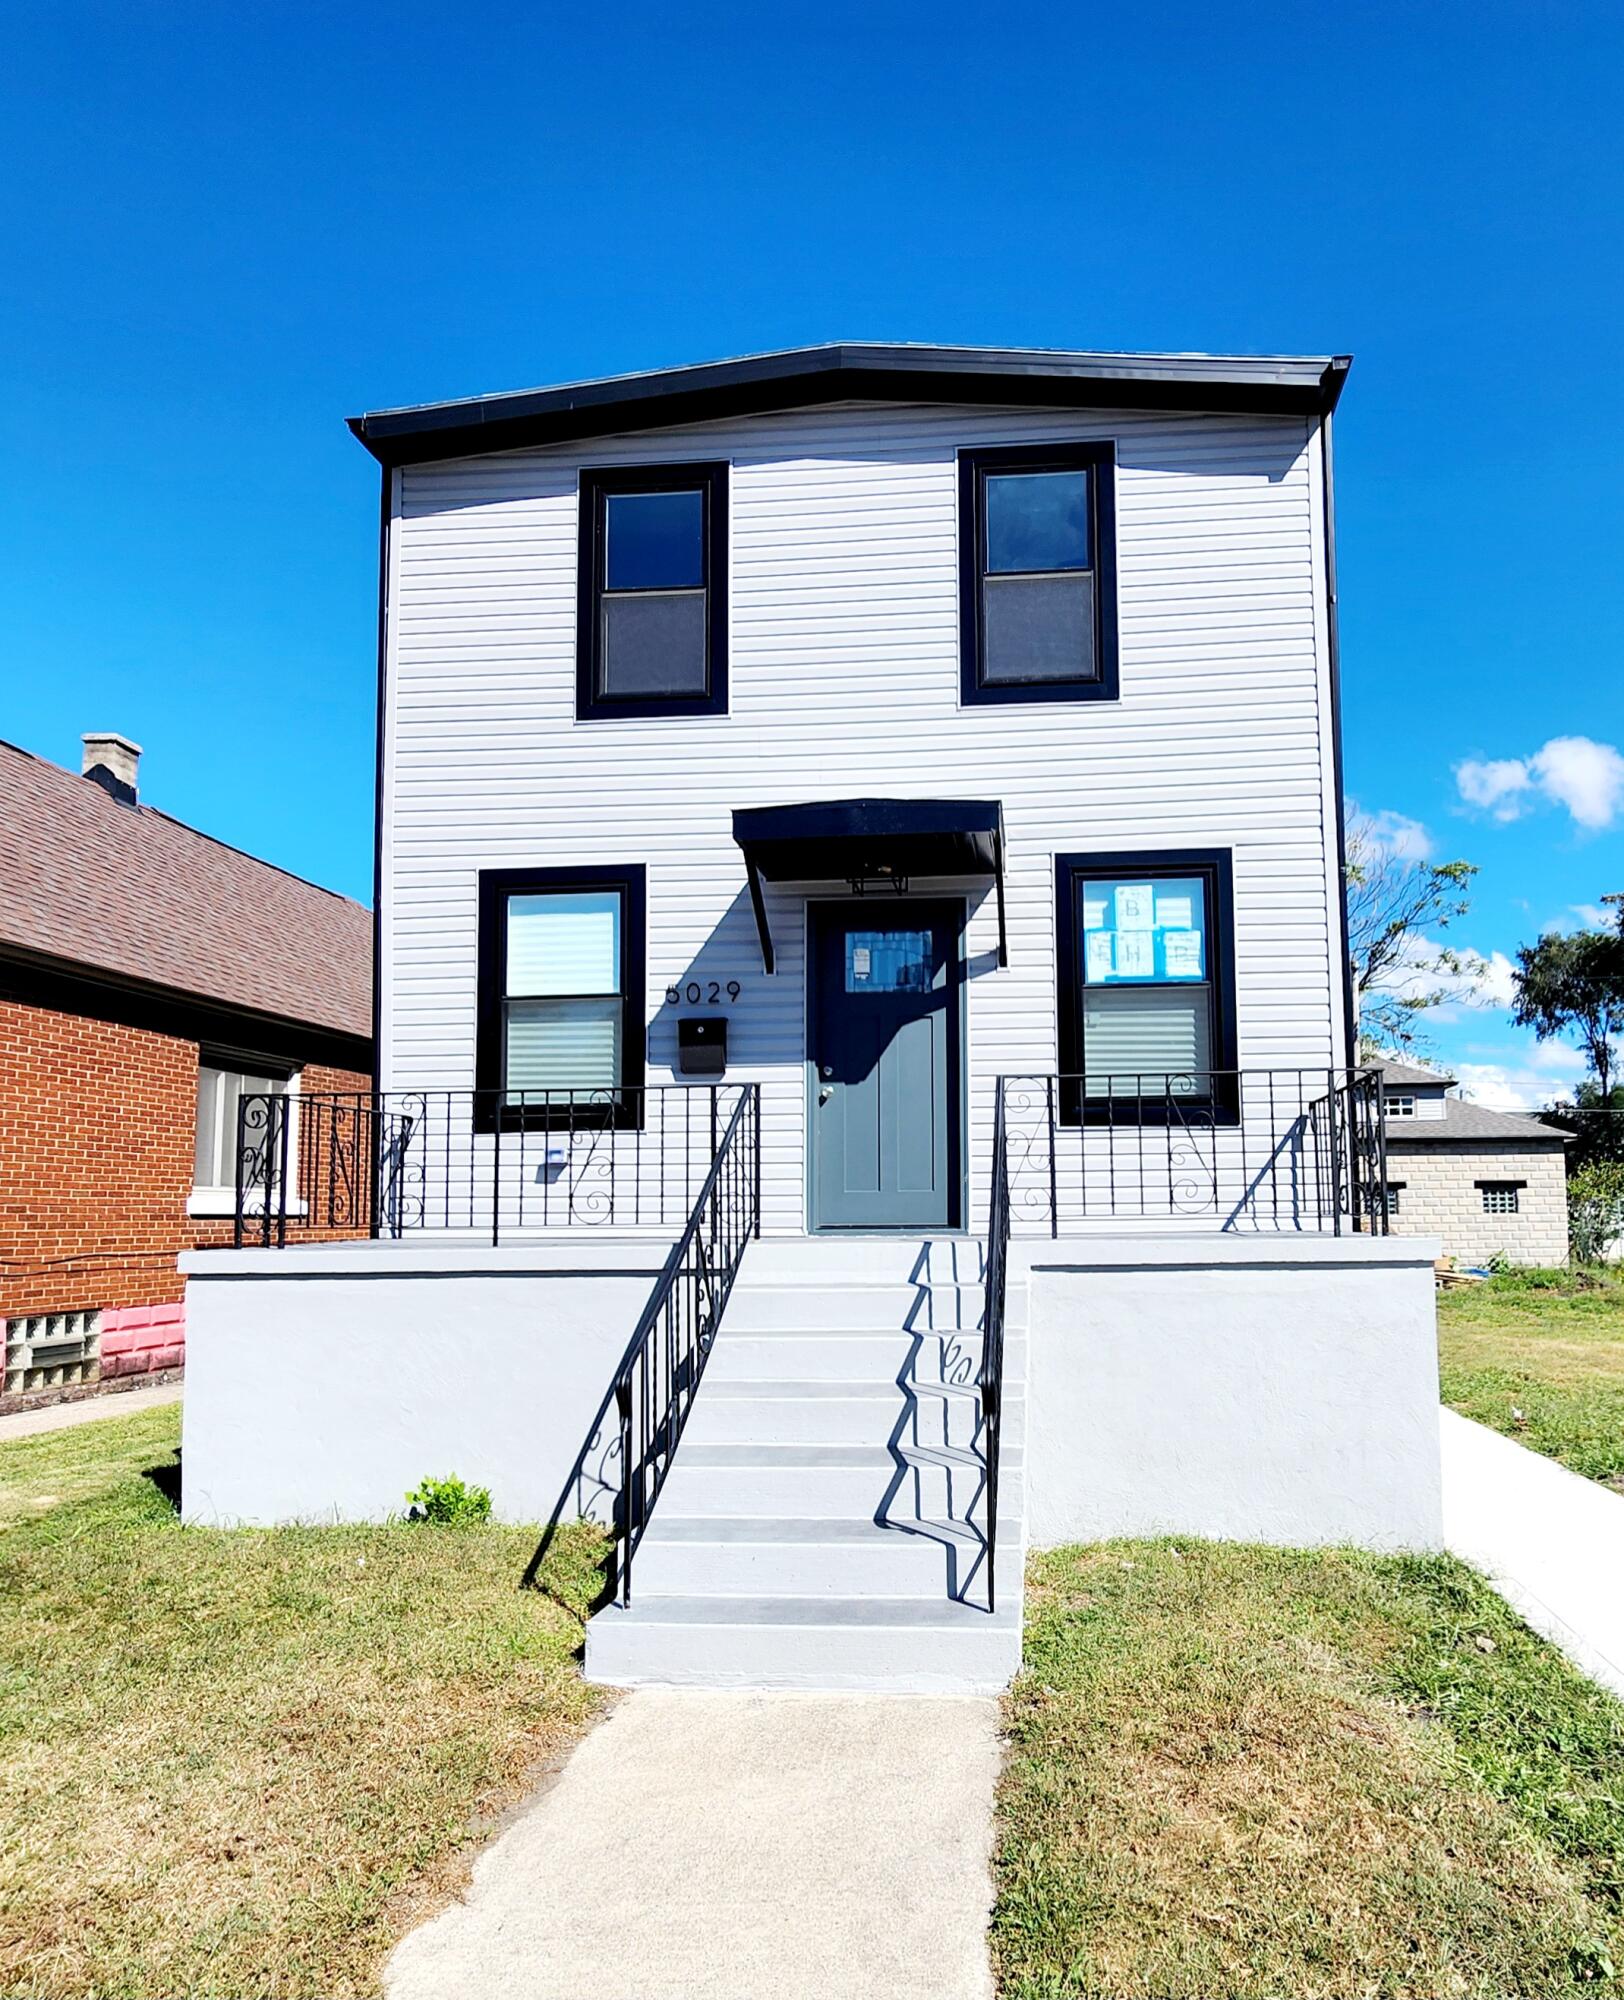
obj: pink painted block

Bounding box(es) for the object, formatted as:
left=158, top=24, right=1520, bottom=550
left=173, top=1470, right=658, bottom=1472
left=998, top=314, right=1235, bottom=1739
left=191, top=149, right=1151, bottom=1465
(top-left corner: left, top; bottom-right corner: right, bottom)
left=99, top=1331, right=136, bottom=1358
left=150, top=1345, right=184, bottom=1372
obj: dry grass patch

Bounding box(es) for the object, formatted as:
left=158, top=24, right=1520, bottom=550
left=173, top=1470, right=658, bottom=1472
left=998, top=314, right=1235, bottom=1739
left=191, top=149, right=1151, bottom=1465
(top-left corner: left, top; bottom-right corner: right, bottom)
left=994, top=1541, right=1624, bottom=1998
left=0, top=1403, right=611, bottom=1999
left=1439, top=1267, right=1624, bottom=1487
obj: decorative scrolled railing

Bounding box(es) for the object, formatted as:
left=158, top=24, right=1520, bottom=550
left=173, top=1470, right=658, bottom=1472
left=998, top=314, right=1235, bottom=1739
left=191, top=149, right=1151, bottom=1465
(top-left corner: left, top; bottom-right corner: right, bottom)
left=612, top=1082, right=761, bottom=1605
left=994, top=1067, right=1388, bottom=1236
left=232, top=1085, right=757, bottom=1248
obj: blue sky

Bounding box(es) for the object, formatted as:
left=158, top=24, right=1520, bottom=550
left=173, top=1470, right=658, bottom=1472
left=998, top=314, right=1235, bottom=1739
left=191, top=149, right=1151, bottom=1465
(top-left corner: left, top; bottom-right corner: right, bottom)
left=5, top=2, right=1620, bottom=1103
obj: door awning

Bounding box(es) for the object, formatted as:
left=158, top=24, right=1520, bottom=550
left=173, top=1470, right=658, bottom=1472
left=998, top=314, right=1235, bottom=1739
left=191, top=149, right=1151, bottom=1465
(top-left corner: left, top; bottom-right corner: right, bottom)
left=730, top=797, right=1007, bottom=975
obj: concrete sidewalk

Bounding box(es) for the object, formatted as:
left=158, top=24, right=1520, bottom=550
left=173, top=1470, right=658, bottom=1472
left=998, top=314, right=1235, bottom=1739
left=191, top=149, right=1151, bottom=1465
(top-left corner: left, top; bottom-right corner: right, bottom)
left=1441, top=1407, right=1624, bottom=1701
left=0, top=1383, right=182, bottom=1442
left=385, top=1688, right=1001, bottom=2000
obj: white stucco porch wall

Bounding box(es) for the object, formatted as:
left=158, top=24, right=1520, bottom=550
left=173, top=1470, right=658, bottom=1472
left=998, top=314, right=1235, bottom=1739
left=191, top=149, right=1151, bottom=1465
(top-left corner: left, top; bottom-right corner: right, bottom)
left=179, top=1242, right=667, bottom=1527
left=1021, top=1234, right=1444, bottom=1550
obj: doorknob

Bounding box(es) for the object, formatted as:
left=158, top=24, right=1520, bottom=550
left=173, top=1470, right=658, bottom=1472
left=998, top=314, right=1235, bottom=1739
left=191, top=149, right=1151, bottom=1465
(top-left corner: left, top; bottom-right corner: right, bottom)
left=818, top=1085, right=833, bottom=1105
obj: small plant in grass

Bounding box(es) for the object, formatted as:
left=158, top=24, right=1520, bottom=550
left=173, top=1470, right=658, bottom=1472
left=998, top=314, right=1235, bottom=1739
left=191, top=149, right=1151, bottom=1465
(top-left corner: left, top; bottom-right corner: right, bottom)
left=404, top=1474, right=492, bottom=1526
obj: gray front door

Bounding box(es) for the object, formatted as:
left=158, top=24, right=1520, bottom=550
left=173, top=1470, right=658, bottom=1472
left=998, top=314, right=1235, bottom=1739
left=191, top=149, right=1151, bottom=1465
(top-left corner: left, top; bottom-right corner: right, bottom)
left=810, top=902, right=962, bottom=1230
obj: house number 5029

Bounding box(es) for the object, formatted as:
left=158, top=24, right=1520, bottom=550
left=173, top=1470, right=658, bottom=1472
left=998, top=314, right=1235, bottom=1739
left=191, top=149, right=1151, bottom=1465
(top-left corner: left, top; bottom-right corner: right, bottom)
left=665, top=981, right=741, bottom=1006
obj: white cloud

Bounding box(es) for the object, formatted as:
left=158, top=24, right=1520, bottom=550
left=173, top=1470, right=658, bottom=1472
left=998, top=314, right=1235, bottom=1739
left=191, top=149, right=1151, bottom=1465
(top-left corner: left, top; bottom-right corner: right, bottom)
left=1572, top=904, right=1613, bottom=929
left=1353, top=806, right=1433, bottom=861
left=1369, top=934, right=1515, bottom=1014
left=1452, top=1062, right=1548, bottom=1111
left=1451, top=1041, right=1587, bottom=1110
left=1456, top=757, right=1534, bottom=821
left=1455, top=735, right=1624, bottom=832
left=1530, top=737, right=1624, bottom=831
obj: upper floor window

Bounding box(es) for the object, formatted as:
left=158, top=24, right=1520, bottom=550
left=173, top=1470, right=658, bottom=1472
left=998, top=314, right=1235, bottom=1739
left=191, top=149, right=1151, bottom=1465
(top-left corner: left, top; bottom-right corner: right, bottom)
left=577, top=463, right=728, bottom=720
left=1385, top=1092, right=1416, bottom=1118
left=475, top=865, right=647, bottom=1128
left=958, top=441, right=1118, bottom=705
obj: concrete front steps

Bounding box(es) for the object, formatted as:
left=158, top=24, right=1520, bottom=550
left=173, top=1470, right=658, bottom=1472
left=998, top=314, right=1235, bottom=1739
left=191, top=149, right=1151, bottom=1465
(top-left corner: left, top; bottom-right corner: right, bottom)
left=584, top=1238, right=1027, bottom=1695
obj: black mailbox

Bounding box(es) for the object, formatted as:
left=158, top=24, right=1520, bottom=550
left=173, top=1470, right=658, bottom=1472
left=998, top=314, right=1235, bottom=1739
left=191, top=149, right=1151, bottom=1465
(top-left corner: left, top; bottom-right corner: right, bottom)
left=677, top=1016, right=728, bottom=1078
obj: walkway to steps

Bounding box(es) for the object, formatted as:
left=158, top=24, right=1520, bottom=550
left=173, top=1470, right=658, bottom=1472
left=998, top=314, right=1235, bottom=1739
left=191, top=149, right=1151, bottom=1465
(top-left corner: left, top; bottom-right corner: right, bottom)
left=585, top=1237, right=1026, bottom=1694
left=385, top=1687, right=1000, bottom=2000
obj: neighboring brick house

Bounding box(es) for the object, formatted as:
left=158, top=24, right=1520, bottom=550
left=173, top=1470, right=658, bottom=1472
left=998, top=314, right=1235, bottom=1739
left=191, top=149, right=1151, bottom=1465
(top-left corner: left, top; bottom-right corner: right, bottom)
left=0, top=732, right=372, bottom=1406
left=1375, top=1059, right=1570, bottom=1266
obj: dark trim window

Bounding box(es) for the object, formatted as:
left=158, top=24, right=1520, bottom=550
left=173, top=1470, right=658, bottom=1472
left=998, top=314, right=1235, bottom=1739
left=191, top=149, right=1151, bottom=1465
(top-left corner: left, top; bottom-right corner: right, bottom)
left=475, top=865, right=646, bottom=1129
left=576, top=463, right=728, bottom=719
left=1056, top=849, right=1237, bottom=1122
left=959, top=440, right=1118, bottom=705
left=1478, top=1180, right=1523, bottom=1215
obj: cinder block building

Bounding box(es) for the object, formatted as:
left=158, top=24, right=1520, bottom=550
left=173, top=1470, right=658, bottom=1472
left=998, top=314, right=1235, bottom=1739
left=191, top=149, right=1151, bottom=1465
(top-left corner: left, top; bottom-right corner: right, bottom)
left=1376, top=1059, right=1570, bottom=1266
left=0, top=732, right=371, bottom=1407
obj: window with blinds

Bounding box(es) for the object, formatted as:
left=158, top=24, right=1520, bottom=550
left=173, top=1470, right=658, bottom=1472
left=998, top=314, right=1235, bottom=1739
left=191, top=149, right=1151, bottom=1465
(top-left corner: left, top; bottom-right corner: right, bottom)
left=1056, top=850, right=1236, bottom=1120
left=194, top=1065, right=291, bottom=1191
left=504, top=891, right=624, bottom=1096
left=475, top=865, right=647, bottom=1130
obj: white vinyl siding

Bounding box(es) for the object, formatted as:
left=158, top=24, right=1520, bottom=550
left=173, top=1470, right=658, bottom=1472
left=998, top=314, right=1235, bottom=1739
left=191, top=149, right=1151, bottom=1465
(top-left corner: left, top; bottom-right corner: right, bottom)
left=380, top=398, right=1342, bottom=1233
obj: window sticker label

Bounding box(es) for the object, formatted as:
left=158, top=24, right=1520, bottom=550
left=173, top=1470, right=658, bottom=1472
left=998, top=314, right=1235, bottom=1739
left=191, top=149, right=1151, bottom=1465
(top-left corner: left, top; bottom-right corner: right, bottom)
left=1084, top=929, right=1114, bottom=982
left=1154, top=893, right=1193, bottom=932
left=1114, top=883, right=1155, bottom=931
left=1113, top=929, right=1155, bottom=978
left=1082, top=892, right=1108, bottom=931
left=846, top=931, right=932, bottom=994
left=1162, top=929, right=1203, bottom=978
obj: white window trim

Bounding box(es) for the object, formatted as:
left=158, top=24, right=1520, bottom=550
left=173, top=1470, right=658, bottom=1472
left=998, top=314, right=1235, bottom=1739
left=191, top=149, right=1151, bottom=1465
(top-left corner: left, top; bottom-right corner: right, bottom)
left=191, top=1065, right=307, bottom=1214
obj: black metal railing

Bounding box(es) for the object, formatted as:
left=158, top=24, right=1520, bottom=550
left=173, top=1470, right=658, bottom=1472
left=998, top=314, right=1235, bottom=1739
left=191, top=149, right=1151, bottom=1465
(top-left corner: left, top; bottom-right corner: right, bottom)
left=233, top=1085, right=758, bottom=1248
left=996, top=1067, right=1388, bottom=1236
left=613, top=1082, right=761, bottom=1606
left=979, top=1081, right=1011, bottom=1613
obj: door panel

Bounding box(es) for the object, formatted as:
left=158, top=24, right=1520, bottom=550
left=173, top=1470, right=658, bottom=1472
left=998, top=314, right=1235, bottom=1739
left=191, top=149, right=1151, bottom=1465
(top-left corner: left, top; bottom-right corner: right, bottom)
left=810, top=903, right=961, bottom=1230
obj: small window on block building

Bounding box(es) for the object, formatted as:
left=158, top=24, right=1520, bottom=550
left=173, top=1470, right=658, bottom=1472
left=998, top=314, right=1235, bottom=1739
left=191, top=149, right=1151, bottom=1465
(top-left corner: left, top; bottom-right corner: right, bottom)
left=1479, top=1181, right=1522, bottom=1215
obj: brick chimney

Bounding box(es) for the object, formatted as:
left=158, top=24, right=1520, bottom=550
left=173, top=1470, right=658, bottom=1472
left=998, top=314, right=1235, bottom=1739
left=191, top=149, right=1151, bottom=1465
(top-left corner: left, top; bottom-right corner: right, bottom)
left=81, top=731, right=142, bottom=807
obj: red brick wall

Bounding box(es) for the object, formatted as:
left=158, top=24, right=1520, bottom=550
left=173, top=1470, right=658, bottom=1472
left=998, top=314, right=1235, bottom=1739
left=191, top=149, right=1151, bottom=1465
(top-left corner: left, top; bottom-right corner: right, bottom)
left=0, top=997, right=371, bottom=1386
left=0, top=998, right=197, bottom=1319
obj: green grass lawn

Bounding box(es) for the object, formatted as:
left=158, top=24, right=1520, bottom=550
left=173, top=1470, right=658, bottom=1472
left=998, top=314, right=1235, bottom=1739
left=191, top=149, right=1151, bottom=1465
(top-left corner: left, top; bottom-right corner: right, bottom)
left=1439, top=1267, right=1624, bottom=1488
left=0, top=1403, right=609, bottom=2000
left=995, top=1541, right=1624, bottom=1999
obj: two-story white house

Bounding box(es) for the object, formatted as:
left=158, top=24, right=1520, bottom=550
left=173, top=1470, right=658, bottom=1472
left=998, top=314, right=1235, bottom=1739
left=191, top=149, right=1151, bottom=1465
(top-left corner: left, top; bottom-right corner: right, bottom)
left=183, top=345, right=1444, bottom=1692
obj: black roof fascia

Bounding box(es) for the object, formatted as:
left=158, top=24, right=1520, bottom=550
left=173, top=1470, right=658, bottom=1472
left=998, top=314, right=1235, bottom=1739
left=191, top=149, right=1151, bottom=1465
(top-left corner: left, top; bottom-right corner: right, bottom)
left=731, top=797, right=1007, bottom=975
left=349, top=345, right=1351, bottom=467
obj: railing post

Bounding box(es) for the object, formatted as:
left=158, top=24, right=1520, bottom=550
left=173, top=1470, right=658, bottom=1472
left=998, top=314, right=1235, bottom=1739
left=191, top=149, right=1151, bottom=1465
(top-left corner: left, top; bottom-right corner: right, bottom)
left=233, top=1095, right=247, bottom=1249
left=273, top=1093, right=292, bottom=1249
left=1328, top=1069, right=1344, bottom=1236
left=752, top=1084, right=763, bottom=1237
left=492, top=1104, right=502, bottom=1249
left=1045, top=1075, right=1058, bottom=1239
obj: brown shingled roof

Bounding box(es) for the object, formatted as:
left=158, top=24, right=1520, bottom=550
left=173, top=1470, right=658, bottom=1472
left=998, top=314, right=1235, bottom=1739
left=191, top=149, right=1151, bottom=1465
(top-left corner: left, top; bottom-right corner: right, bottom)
left=0, top=739, right=371, bottom=1041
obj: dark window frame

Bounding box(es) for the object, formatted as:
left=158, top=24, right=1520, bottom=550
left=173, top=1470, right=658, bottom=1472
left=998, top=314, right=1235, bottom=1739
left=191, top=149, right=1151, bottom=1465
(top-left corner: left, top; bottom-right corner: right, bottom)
left=1055, top=848, right=1237, bottom=1126
left=474, top=864, right=647, bottom=1132
left=958, top=440, right=1119, bottom=706
left=576, top=462, right=729, bottom=720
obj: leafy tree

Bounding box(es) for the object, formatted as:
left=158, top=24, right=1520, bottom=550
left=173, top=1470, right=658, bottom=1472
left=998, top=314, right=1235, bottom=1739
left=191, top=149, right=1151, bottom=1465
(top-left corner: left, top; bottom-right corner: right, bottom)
left=1567, top=1159, right=1624, bottom=1264
left=1512, top=896, right=1624, bottom=1100
left=1541, top=1081, right=1624, bottom=1170
left=1344, top=812, right=1480, bottom=1053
